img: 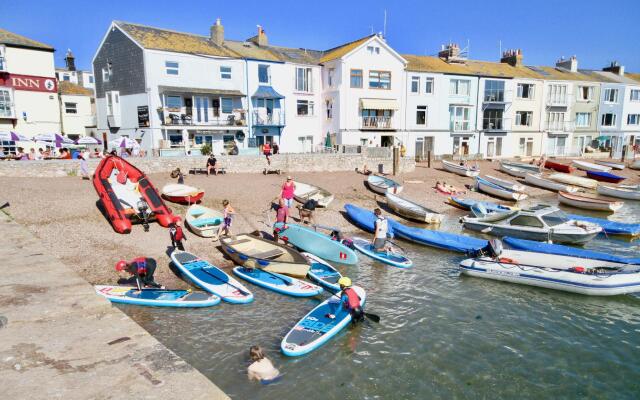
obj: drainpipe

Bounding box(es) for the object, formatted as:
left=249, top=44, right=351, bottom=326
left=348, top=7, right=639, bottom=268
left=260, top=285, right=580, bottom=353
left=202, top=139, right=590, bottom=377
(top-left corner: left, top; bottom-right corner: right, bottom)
left=476, top=79, right=482, bottom=159
left=245, top=60, right=251, bottom=150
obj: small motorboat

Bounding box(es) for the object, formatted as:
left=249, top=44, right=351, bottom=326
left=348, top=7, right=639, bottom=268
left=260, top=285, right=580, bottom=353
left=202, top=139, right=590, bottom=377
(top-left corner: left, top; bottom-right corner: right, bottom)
left=185, top=204, right=223, bottom=238
left=585, top=170, right=626, bottom=184
left=558, top=191, right=624, bottom=213
left=220, top=233, right=310, bottom=278
left=483, top=175, right=525, bottom=192
left=459, top=247, right=640, bottom=296
left=500, top=161, right=541, bottom=173
left=294, top=181, right=334, bottom=207
left=385, top=192, right=443, bottom=224
left=442, top=160, right=480, bottom=177
left=461, top=204, right=602, bottom=244
left=524, top=173, right=579, bottom=193
left=544, top=160, right=574, bottom=173
left=572, top=160, right=612, bottom=172
left=499, top=163, right=529, bottom=178
left=475, top=177, right=528, bottom=201
left=366, top=175, right=403, bottom=195
left=595, top=160, right=625, bottom=170
left=162, top=183, right=205, bottom=204
left=548, top=173, right=598, bottom=189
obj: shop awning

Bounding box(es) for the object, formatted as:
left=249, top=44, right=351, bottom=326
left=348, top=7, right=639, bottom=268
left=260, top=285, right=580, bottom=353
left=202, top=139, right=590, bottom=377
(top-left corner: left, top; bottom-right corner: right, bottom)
left=360, top=98, right=399, bottom=110
left=159, top=86, right=244, bottom=96
left=252, top=85, right=284, bottom=99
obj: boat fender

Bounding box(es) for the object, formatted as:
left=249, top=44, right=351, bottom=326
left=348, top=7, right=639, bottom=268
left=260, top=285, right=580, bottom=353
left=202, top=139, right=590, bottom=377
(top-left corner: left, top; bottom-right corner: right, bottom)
left=569, top=266, right=586, bottom=274
left=257, top=260, right=269, bottom=267
left=498, top=257, right=517, bottom=264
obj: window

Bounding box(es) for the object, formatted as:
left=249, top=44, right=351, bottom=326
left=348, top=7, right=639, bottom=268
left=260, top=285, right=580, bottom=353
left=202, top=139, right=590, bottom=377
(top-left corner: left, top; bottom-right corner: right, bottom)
left=517, top=83, right=534, bottom=99
left=369, top=71, right=391, bottom=89
left=220, top=66, right=232, bottom=79
left=106, top=91, right=119, bottom=116
left=297, top=100, right=314, bottom=116
left=410, top=76, right=420, bottom=93
left=0, top=45, right=5, bottom=71
left=326, top=100, right=332, bottom=119
left=64, top=102, right=77, bottom=114
left=258, top=64, right=270, bottom=84
left=449, top=79, right=470, bottom=96
left=547, top=84, right=567, bottom=104
left=366, top=46, right=380, bottom=54
left=575, top=112, right=591, bottom=128
left=483, top=109, right=504, bottom=130
left=296, top=67, right=313, bottom=92
left=221, top=98, right=233, bottom=114
left=350, top=69, right=363, bottom=88
left=515, top=111, right=533, bottom=126
left=519, top=137, right=534, bottom=156
left=165, top=61, right=179, bottom=75
left=628, top=114, right=640, bottom=125
left=486, top=137, right=503, bottom=157
left=450, top=106, right=471, bottom=131
left=577, top=86, right=594, bottom=101
left=88, top=75, right=94, bottom=84
left=547, top=112, right=566, bottom=130
left=327, top=68, right=334, bottom=87
left=630, top=89, right=640, bottom=102
left=601, top=113, right=616, bottom=126
left=425, top=78, right=434, bottom=94
left=416, top=106, right=427, bottom=125
left=63, top=74, right=70, bottom=82
left=165, top=95, right=182, bottom=110
left=102, top=67, right=110, bottom=82
left=0, top=89, right=12, bottom=117
left=604, top=88, right=618, bottom=103
left=484, top=80, right=505, bottom=102
left=541, top=211, right=569, bottom=227
left=509, top=215, right=544, bottom=228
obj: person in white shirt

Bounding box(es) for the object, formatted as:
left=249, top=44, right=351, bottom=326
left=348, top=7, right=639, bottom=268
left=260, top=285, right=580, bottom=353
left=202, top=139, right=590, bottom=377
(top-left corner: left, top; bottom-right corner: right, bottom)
left=373, top=208, right=389, bottom=251
left=247, top=346, right=280, bottom=383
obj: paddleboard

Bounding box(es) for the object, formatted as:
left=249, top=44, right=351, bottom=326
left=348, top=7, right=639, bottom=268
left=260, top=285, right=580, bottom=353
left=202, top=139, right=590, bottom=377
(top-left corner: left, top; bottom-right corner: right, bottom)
left=281, top=286, right=366, bottom=357
left=302, top=252, right=342, bottom=292
left=94, top=285, right=220, bottom=307
left=352, top=236, right=413, bottom=268
left=171, top=251, right=253, bottom=304
left=274, top=222, right=358, bottom=265
left=232, top=267, right=323, bottom=297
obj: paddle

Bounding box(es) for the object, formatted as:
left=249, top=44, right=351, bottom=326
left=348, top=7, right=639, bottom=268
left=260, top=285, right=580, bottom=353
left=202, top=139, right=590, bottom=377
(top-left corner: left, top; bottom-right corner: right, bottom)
left=325, top=289, right=380, bottom=323
left=199, top=267, right=251, bottom=297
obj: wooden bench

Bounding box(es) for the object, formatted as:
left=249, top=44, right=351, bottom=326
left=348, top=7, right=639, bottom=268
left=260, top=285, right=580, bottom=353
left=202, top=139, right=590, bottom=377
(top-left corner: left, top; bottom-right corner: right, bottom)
left=189, top=167, right=227, bottom=175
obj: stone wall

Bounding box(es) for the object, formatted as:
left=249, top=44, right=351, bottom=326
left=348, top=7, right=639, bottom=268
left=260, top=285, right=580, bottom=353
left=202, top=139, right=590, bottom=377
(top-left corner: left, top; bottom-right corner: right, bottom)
left=0, top=153, right=415, bottom=178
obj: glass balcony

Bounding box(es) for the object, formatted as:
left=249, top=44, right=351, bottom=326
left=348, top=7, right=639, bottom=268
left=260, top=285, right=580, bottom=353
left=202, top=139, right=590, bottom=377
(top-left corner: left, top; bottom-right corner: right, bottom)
left=361, top=116, right=393, bottom=129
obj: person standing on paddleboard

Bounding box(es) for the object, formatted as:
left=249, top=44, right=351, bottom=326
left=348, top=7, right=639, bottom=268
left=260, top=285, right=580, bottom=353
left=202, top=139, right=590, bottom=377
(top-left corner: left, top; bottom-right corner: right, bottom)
left=373, top=208, right=392, bottom=252
left=327, top=277, right=364, bottom=323
left=115, top=257, right=164, bottom=290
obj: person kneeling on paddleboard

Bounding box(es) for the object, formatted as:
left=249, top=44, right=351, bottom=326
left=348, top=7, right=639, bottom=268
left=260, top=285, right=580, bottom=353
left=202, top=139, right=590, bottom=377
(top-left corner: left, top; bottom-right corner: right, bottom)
left=327, top=277, right=364, bottom=324
left=115, top=257, right=164, bottom=290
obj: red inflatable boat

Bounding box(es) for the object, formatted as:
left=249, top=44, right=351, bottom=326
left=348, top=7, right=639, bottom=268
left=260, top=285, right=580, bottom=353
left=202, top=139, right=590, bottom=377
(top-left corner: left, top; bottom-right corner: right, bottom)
left=93, top=155, right=175, bottom=233
left=544, top=160, right=574, bottom=173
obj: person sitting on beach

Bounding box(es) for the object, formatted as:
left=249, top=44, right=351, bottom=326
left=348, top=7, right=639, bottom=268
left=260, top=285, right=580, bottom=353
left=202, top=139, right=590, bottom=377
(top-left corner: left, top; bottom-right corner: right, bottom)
left=169, top=219, right=187, bottom=250
left=58, top=148, right=72, bottom=160
left=326, top=277, right=365, bottom=323
left=170, top=168, right=186, bottom=184
left=247, top=346, right=280, bottom=383
left=218, top=200, right=235, bottom=238
left=263, top=142, right=272, bottom=165
left=206, top=154, right=217, bottom=176
left=115, top=257, right=163, bottom=290
left=0, top=147, right=5, bottom=158
left=15, top=147, right=27, bottom=160
left=356, top=164, right=372, bottom=175
left=27, top=148, right=36, bottom=160
left=35, top=148, right=44, bottom=160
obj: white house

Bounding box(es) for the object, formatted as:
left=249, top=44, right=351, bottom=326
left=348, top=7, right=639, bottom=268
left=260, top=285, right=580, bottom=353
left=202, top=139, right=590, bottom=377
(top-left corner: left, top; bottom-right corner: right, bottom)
left=56, top=50, right=95, bottom=90
left=0, top=28, right=60, bottom=151
left=58, top=81, right=96, bottom=139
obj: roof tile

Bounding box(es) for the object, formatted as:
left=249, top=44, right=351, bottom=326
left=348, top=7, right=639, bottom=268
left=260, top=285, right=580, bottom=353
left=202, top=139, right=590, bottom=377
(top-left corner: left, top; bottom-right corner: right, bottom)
left=0, top=28, right=53, bottom=51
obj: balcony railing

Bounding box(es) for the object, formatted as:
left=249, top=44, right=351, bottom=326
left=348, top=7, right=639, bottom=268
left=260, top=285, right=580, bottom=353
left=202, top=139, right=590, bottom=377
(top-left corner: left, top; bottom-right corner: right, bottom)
left=545, top=121, right=574, bottom=132
left=546, top=95, right=569, bottom=107
left=450, top=121, right=472, bottom=132
left=482, top=118, right=511, bottom=131
left=252, top=111, right=285, bottom=126
left=162, top=110, right=247, bottom=127
left=484, top=90, right=505, bottom=103
left=361, top=116, right=393, bottom=129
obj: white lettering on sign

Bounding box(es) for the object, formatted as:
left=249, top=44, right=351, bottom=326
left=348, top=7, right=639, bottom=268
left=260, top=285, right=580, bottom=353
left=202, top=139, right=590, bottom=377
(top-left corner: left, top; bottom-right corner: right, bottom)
left=12, top=77, right=40, bottom=88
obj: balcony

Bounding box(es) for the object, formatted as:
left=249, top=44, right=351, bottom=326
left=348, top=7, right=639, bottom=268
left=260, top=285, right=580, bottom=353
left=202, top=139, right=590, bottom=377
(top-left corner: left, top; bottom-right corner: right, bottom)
left=483, top=90, right=506, bottom=103
left=361, top=116, right=393, bottom=130
left=450, top=121, right=472, bottom=132
left=545, top=121, right=574, bottom=132
left=253, top=111, right=285, bottom=126
left=546, top=95, right=570, bottom=107
left=161, top=109, right=247, bottom=127
left=482, top=118, right=511, bottom=131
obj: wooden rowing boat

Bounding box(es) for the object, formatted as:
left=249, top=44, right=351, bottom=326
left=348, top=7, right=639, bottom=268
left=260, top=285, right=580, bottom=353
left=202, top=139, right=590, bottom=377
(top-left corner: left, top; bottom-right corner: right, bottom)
left=544, top=160, right=574, bottom=173
left=442, top=160, right=480, bottom=177
left=161, top=183, right=205, bottom=204
left=499, top=163, right=529, bottom=178
left=524, top=173, right=579, bottom=193
left=596, top=185, right=640, bottom=200
left=484, top=175, right=525, bottom=192
left=572, top=160, right=612, bottom=172
left=293, top=181, right=334, bottom=207
left=385, top=192, right=443, bottom=224
left=185, top=204, right=223, bottom=238
left=475, top=177, right=528, bottom=201
left=586, top=170, right=625, bottom=184
left=367, top=175, right=403, bottom=195
left=558, top=191, right=624, bottom=212
left=548, top=173, right=598, bottom=189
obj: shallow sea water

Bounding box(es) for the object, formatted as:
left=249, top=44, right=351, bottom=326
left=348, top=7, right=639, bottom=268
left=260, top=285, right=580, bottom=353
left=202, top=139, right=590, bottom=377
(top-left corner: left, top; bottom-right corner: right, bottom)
left=122, top=197, right=640, bottom=399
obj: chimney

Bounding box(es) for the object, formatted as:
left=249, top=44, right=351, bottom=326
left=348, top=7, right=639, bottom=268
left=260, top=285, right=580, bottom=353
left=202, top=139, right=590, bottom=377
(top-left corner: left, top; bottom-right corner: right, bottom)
left=556, top=55, right=578, bottom=72
left=500, top=49, right=523, bottom=67
left=210, top=18, right=224, bottom=46
left=438, top=43, right=465, bottom=63
left=249, top=25, right=268, bottom=47
left=65, top=49, right=76, bottom=71
left=603, top=61, right=625, bottom=76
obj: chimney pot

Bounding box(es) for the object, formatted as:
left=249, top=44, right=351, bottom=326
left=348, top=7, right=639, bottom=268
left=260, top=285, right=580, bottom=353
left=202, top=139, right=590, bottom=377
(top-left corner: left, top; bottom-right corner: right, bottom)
left=210, top=18, right=224, bottom=46
left=500, top=48, right=523, bottom=67
left=555, top=55, right=578, bottom=72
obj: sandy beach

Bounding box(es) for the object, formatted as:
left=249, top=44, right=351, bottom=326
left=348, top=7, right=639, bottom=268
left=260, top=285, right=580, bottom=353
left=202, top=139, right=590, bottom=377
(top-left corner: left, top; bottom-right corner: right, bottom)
left=1, top=159, right=638, bottom=289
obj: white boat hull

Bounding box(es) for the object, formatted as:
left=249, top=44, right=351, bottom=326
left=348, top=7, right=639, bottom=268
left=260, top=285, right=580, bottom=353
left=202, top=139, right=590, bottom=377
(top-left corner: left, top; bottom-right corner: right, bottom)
left=385, top=192, right=443, bottom=224
left=293, top=182, right=334, bottom=207
left=524, top=173, right=578, bottom=193
left=558, top=192, right=624, bottom=212
left=476, top=179, right=527, bottom=201
left=484, top=175, right=525, bottom=192
left=499, top=164, right=528, bottom=178
left=596, top=185, right=640, bottom=201
left=442, top=160, right=479, bottom=177
left=548, top=173, right=598, bottom=189
left=572, top=160, right=612, bottom=172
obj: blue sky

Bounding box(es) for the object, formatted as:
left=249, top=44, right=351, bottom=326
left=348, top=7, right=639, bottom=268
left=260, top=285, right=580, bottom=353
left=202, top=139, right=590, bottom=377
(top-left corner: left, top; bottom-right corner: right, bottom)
left=2, top=0, right=639, bottom=72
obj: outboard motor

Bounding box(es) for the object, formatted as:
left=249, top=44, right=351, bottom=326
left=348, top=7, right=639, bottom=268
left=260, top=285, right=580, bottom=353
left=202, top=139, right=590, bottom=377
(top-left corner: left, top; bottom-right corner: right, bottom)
left=487, top=238, right=503, bottom=258
left=137, top=200, right=151, bottom=232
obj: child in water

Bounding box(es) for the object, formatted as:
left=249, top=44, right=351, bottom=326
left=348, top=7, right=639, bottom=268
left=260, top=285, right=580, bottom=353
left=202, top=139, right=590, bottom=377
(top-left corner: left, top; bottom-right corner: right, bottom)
left=247, top=346, right=280, bottom=384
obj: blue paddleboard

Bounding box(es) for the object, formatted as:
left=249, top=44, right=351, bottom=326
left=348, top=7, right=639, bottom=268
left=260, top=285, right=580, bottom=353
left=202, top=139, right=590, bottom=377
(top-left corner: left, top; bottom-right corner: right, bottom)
left=232, top=267, right=323, bottom=297
left=94, top=285, right=220, bottom=307
left=301, top=252, right=342, bottom=292
left=274, top=222, right=358, bottom=264
left=352, top=237, right=413, bottom=268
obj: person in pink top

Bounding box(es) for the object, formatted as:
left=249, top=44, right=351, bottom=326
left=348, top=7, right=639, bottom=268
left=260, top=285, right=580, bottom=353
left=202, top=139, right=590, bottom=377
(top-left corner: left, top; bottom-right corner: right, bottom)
left=272, top=198, right=288, bottom=242
left=280, top=176, right=295, bottom=208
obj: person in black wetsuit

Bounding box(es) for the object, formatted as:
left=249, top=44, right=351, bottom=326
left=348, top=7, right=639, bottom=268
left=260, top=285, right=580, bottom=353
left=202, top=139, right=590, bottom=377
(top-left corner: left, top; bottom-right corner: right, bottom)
left=115, top=257, right=163, bottom=290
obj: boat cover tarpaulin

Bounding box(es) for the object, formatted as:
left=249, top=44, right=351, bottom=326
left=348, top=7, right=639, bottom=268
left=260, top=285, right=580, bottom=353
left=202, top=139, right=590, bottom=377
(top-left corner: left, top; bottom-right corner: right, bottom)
left=567, top=214, right=640, bottom=236
left=344, top=204, right=486, bottom=253
left=449, top=197, right=511, bottom=213
left=503, top=237, right=640, bottom=265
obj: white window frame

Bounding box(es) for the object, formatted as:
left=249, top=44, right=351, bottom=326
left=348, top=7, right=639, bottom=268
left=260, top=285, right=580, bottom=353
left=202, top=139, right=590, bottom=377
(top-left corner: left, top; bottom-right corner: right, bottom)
left=519, top=137, right=534, bottom=156
left=450, top=105, right=471, bottom=131
left=630, top=89, right=640, bottom=102
left=575, top=112, right=591, bottom=128
left=368, top=71, right=391, bottom=90
left=449, top=79, right=470, bottom=96
left=106, top=91, right=120, bottom=116
left=165, top=61, right=179, bottom=76
left=0, top=45, right=6, bottom=72
left=515, top=111, right=532, bottom=126
left=416, top=105, right=427, bottom=126
left=102, top=67, right=110, bottom=82
left=577, top=86, right=594, bottom=102
left=297, top=99, right=314, bottom=116
left=258, top=64, right=270, bottom=84
left=603, top=88, right=619, bottom=103
left=601, top=113, right=616, bottom=127
left=547, top=84, right=567, bottom=105
left=64, top=102, right=78, bottom=114
left=627, top=114, right=640, bottom=126
left=425, top=78, right=434, bottom=94
left=296, top=67, right=313, bottom=92
left=516, top=83, right=535, bottom=99
left=326, top=100, right=332, bottom=119
left=0, top=88, right=14, bottom=118
left=410, top=76, right=420, bottom=94
left=220, top=66, right=232, bottom=80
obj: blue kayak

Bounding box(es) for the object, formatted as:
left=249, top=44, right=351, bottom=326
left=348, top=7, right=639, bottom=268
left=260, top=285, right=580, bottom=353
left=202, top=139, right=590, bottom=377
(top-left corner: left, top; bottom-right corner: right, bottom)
left=585, top=170, right=625, bottom=183
left=273, top=222, right=358, bottom=264
left=302, top=252, right=343, bottom=292
left=232, top=267, right=323, bottom=297
left=95, top=285, right=220, bottom=307
left=566, top=214, right=640, bottom=237
left=170, top=251, right=253, bottom=304
left=344, top=204, right=486, bottom=254
left=447, top=196, right=513, bottom=212
left=352, top=236, right=413, bottom=268
left=281, top=286, right=366, bottom=356
left=503, top=237, right=640, bottom=265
